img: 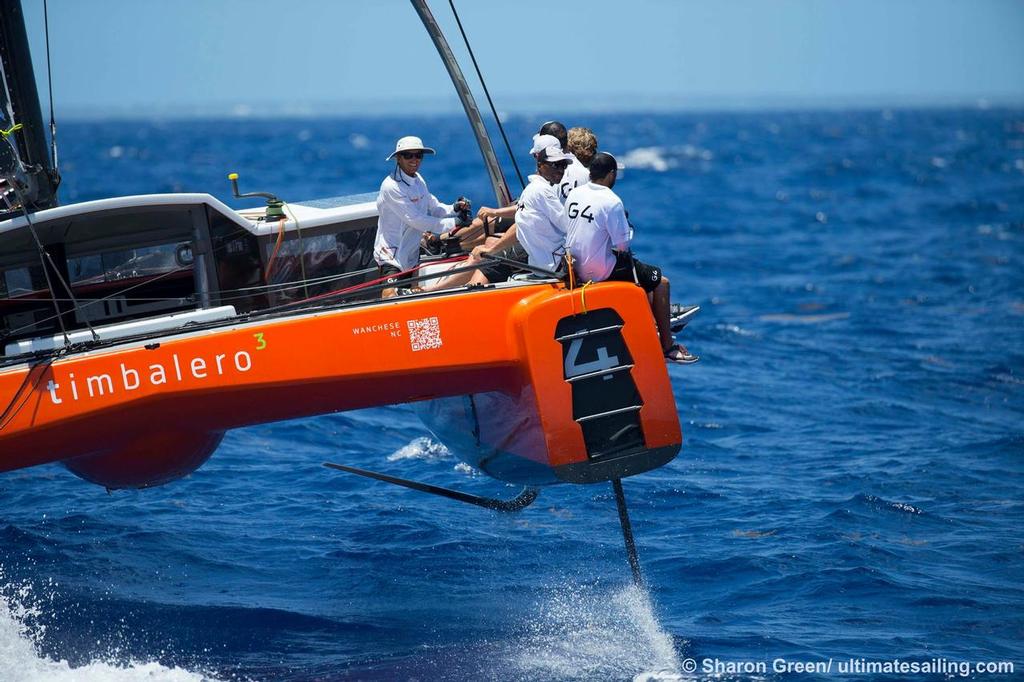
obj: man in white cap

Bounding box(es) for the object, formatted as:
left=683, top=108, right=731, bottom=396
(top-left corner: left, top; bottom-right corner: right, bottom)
left=469, top=133, right=573, bottom=284
left=470, top=119, right=591, bottom=224
left=539, top=120, right=591, bottom=204
left=565, top=152, right=698, bottom=364
left=464, top=134, right=577, bottom=282
left=375, top=135, right=469, bottom=296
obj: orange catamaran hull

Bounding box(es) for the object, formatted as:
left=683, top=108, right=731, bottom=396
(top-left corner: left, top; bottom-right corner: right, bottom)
left=0, top=281, right=681, bottom=489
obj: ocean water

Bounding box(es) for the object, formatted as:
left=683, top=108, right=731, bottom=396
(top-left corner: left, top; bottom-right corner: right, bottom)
left=1, top=109, right=1023, bottom=681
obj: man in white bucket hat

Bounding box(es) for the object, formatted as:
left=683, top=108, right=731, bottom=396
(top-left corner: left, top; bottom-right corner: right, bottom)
left=374, top=135, right=469, bottom=296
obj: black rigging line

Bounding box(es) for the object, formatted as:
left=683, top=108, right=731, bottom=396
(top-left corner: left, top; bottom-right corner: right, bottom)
left=0, top=213, right=266, bottom=340
left=3, top=262, right=375, bottom=309
left=7, top=181, right=97, bottom=343
left=0, top=351, right=62, bottom=432
left=448, top=0, right=525, bottom=193
left=0, top=259, right=191, bottom=341
left=1, top=185, right=67, bottom=343
left=43, top=0, right=59, bottom=180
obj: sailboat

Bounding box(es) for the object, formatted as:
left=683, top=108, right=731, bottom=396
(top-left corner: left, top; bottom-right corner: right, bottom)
left=0, top=0, right=687, bottom=581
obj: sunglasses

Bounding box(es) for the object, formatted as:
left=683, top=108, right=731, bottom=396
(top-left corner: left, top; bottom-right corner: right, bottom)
left=542, top=160, right=569, bottom=170
left=399, top=151, right=424, bottom=160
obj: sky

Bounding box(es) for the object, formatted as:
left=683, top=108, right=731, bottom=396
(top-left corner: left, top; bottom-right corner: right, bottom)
left=16, top=0, right=1024, bottom=117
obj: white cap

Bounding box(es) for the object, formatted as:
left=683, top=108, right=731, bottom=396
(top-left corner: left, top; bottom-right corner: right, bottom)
left=386, top=136, right=436, bottom=161
left=530, top=133, right=573, bottom=162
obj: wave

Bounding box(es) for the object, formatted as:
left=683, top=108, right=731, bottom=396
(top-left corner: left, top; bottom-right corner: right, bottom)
left=758, top=312, right=850, bottom=324
left=386, top=436, right=452, bottom=462
left=506, top=583, right=680, bottom=681
left=0, top=571, right=219, bottom=682
left=620, top=144, right=714, bottom=172
left=851, top=493, right=925, bottom=516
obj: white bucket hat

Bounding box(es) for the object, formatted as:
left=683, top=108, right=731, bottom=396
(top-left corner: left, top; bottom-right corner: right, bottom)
left=386, top=136, right=437, bottom=161
left=530, top=133, right=573, bottom=162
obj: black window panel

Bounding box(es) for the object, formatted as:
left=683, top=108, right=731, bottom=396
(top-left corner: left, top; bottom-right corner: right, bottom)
left=0, top=262, right=60, bottom=343
left=208, top=208, right=264, bottom=313
left=554, top=307, right=648, bottom=462
left=570, top=372, right=642, bottom=421
left=580, top=412, right=646, bottom=461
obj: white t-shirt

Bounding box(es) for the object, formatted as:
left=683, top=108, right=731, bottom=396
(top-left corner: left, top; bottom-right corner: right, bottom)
left=558, top=153, right=590, bottom=204
left=374, top=169, right=456, bottom=270
left=564, top=182, right=631, bottom=281
left=515, top=174, right=568, bottom=271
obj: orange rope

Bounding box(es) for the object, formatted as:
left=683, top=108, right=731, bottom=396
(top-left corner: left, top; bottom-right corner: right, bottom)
left=580, top=280, right=593, bottom=314
left=263, top=218, right=286, bottom=281
left=563, top=248, right=592, bottom=314
left=564, top=249, right=577, bottom=314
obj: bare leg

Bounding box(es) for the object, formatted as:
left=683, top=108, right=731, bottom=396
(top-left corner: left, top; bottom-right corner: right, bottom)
left=453, top=219, right=487, bottom=250
left=468, top=269, right=491, bottom=286
left=422, top=237, right=505, bottom=292
left=421, top=265, right=476, bottom=291
left=652, top=275, right=694, bottom=360
left=652, top=275, right=673, bottom=352
left=458, top=215, right=515, bottom=250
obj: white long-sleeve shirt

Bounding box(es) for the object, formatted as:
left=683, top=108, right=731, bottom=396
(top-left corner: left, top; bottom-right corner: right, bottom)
left=558, top=153, right=590, bottom=204
left=374, top=169, right=457, bottom=270
left=565, top=182, right=631, bottom=281
left=515, top=174, right=569, bottom=271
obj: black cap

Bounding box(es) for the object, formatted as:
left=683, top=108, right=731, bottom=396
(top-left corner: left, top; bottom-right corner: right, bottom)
left=538, top=120, right=568, bottom=147
left=589, top=152, right=618, bottom=181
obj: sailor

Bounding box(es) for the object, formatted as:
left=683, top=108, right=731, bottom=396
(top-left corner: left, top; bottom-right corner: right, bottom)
left=374, top=136, right=469, bottom=297
left=467, top=121, right=593, bottom=234
left=565, top=152, right=698, bottom=364
left=469, top=134, right=572, bottom=284
left=538, top=120, right=591, bottom=204
left=567, top=127, right=598, bottom=174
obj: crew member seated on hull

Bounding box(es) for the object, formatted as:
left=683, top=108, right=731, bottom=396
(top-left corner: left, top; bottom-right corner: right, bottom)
left=538, top=120, right=591, bottom=204
left=567, top=126, right=598, bottom=177
left=374, top=135, right=470, bottom=297
left=446, top=119, right=593, bottom=250
left=565, top=152, right=698, bottom=365
left=419, top=121, right=594, bottom=292
left=466, top=134, right=572, bottom=286
left=422, top=133, right=572, bottom=291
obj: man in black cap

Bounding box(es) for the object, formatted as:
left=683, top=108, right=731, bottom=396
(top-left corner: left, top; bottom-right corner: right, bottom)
left=565, top=152, right=697, bottom=364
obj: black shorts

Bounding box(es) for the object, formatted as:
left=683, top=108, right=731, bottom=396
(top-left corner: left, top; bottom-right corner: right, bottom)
left=488, top=216, right=513, bottom=234
left=378, top=263, right=412, bottom=286
left=477, top=244, right=529, bottom=283
left=607, top=251, right=662, bottom=293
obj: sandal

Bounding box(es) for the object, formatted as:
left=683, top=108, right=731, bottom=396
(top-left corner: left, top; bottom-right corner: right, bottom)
left=669, top=304, right=700, bottom=333
left=664, top=343, right=699, bottom=365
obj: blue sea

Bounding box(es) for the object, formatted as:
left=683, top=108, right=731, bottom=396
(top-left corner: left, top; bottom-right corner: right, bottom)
left=1, top=109, right=1023, bottom=681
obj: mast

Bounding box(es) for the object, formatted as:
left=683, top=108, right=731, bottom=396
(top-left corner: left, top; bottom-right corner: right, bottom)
left=0, top=0, right=59, bottom=214
left=410, top=0, right=512, bottom=207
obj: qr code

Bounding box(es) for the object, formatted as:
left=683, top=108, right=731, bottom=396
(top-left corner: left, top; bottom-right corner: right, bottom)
left=407, top=316, right=442, bottom=351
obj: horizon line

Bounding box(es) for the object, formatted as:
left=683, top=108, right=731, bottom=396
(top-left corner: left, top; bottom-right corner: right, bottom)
left=50, top=93, right=1024, bottom=122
